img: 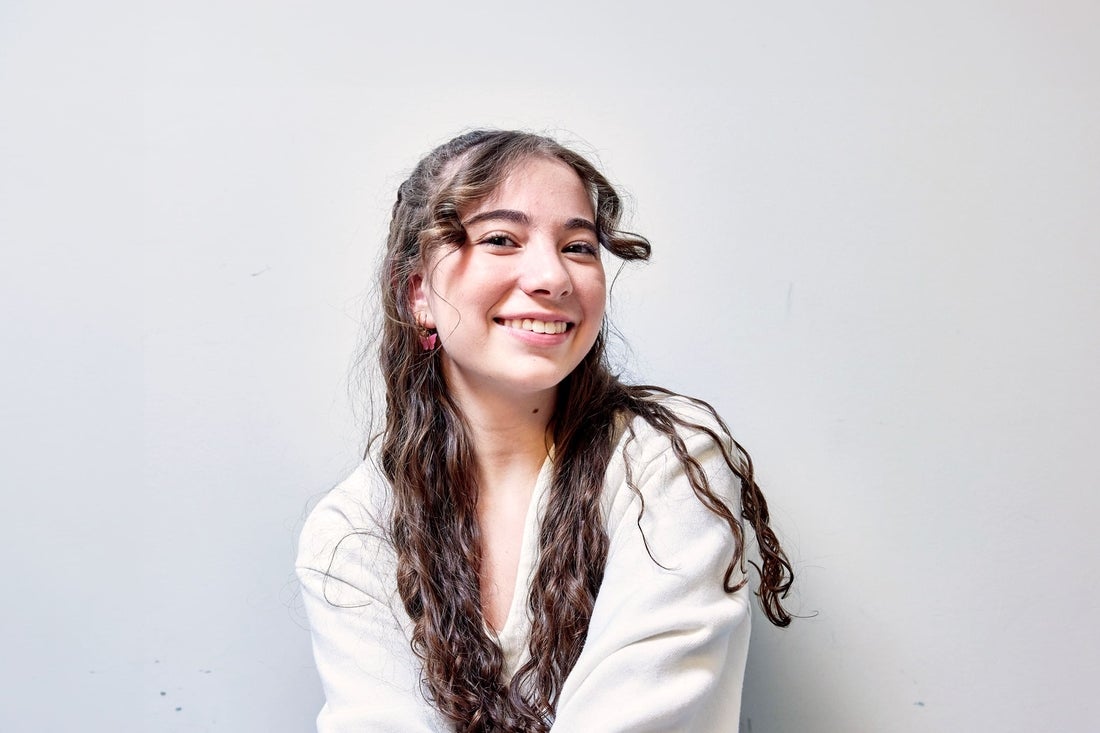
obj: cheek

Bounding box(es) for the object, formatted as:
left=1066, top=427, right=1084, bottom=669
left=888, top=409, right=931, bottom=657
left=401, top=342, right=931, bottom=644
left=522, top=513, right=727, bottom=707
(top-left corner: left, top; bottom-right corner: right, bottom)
left=582, top=272, right=608, bottom=316
left=428, top=281, right=499, bottom=331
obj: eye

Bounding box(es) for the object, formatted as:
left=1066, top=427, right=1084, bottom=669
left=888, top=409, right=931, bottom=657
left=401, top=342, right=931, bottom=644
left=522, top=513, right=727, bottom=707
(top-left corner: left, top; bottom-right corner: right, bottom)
left=563, top=241, right=599, bottom=257
left=478, top=233, right=518, bottom=249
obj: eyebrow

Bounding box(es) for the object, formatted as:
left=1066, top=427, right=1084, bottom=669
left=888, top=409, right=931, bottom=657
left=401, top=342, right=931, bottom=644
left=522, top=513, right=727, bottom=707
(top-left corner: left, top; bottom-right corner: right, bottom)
left=462, top=209, right=530, bottom=227
left=462, top=209, right=597, bottom=234
left=564, top=217, right=598, bottom=234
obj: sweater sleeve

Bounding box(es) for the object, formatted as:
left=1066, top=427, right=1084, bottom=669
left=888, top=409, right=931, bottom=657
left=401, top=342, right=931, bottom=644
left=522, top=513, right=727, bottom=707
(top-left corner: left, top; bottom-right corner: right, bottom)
left=296, top=482, right=446, bottom=732
left=550, top=427, right=752, bottom=733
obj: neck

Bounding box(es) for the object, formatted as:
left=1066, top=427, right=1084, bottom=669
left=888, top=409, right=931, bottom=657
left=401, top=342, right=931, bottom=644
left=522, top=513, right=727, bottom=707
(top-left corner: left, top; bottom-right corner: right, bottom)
left=445, top=380, right=556, bottom=495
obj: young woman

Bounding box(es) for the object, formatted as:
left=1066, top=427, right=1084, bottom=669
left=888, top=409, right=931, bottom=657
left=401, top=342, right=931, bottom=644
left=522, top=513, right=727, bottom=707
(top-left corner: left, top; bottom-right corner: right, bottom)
left=297, top=130, right=794, bottom=732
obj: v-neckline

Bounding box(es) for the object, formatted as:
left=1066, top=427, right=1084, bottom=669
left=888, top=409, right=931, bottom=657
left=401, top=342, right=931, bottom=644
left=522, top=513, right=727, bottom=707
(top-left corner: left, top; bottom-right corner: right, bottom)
left=487, top=452, right=553, bottom=664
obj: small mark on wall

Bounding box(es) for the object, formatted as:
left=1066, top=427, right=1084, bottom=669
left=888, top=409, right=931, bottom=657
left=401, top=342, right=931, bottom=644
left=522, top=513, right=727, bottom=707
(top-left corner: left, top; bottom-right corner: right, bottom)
left=914, top=701, right=925, bottom=707
left=160, top=691, right=166, bottom=697
left=175, top=707, right=182, bottom=712
left=251, top=266, right=271, bottom=277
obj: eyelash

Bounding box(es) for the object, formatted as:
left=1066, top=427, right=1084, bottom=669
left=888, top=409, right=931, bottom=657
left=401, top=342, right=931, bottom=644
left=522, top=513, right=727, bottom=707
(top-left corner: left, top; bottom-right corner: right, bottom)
left=480, top=234, right=517, bottom=248
left=477, top=234, right=598, bottom=256
left=564, top=241, right=599, bottom=256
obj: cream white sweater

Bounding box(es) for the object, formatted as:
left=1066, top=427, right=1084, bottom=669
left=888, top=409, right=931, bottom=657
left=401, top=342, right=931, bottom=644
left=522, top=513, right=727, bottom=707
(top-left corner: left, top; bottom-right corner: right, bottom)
left=297, top=398, right=752, bottom=732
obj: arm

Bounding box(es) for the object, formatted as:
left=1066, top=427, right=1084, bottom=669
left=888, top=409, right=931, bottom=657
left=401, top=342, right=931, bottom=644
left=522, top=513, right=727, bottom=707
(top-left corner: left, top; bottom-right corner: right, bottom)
left=297, top=484, right=445, bottom=732
left=551, top=429, right=752, bottom=733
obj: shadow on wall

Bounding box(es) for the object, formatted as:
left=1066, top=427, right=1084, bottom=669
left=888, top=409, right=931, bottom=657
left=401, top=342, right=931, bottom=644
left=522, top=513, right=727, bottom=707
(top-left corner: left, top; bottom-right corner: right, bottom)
left=740, top=614, right=856, bottom=733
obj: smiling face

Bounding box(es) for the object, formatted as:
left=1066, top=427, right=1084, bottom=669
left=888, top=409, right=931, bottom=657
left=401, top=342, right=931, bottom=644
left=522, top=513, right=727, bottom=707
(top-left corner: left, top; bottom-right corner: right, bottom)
left=410, top=156, right=607, bottom=407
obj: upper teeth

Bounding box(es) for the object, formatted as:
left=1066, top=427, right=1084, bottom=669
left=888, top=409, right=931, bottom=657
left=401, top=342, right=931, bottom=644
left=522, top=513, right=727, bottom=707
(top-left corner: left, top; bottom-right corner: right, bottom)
left=500, top=318, right=568, bottom=334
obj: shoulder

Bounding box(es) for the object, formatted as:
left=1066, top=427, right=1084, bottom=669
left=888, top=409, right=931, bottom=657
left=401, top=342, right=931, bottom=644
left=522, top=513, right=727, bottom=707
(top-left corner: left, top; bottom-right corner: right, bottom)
left=296, top=458, right=398, bottom=605
left=302, top=458, right=393, bottom=535
left=601, top=391, right=741, bottom=537
left=620, top=391, right=732, bottom=460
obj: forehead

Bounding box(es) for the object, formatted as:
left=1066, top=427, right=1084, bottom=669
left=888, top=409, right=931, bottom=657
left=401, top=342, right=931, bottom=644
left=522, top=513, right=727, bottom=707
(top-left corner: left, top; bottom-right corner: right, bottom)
left=465, top=156, right=595, bottom=221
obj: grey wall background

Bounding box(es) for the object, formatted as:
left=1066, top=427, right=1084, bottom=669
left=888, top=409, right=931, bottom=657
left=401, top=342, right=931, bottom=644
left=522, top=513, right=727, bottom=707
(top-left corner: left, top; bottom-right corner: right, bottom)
left=2, top=1, right=1098, bottom=731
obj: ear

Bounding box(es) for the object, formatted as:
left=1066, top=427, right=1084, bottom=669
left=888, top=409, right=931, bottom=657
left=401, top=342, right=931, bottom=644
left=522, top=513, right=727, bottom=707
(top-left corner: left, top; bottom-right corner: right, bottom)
left=408, top=271, right=436, bottom=329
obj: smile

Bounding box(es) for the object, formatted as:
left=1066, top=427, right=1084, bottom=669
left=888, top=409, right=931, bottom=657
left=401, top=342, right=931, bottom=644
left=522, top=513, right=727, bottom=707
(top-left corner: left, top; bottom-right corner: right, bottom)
left=495, top=318, right=572, bottom=335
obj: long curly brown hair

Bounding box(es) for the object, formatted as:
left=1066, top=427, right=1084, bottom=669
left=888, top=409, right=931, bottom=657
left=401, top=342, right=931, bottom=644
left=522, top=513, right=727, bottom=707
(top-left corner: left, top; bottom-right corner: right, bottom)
left=373, top=130, right=793, bottom=732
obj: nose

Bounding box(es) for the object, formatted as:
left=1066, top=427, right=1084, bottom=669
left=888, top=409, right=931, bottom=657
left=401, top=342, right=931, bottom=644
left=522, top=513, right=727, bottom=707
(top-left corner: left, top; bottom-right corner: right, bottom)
left=519, top=241, right=572, bottom=298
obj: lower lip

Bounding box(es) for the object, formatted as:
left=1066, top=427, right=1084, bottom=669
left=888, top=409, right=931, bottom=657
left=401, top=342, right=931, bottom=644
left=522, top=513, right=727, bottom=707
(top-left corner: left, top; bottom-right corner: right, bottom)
left=497, top=322, right=573, bottom=346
